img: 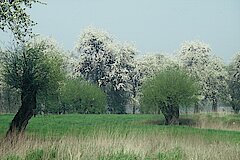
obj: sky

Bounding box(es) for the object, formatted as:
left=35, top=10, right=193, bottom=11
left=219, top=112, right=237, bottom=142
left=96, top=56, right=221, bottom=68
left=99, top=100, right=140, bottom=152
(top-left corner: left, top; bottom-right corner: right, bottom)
left=0, top=0, right=240, bottom=63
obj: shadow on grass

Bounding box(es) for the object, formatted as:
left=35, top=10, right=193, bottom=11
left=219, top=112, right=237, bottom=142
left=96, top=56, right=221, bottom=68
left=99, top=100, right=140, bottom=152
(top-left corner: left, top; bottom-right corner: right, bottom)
left=145, top=118, right=197, bottom=126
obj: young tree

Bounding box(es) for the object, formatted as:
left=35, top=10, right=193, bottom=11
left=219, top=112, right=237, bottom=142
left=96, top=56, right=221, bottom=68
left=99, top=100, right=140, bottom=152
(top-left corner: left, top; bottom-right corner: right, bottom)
left=0, top=38, right=64, bottom=136
left=228, top=52, right=240, bottom=114
left=141, top=67, right=198, bottom=125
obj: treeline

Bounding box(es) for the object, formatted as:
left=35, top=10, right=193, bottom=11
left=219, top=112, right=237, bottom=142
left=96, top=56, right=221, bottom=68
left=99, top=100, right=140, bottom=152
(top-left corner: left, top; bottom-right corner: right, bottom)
left=0, top=27, right=240, bottom=115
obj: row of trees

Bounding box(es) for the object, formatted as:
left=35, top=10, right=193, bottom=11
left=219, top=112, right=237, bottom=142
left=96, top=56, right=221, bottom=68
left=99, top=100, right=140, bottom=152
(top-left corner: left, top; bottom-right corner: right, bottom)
left=1, top=0, right=240, bottom=133
left=0, top=28, right=240, bottom=131
left=1, top=28, right=240, bottom=116
left=1, top=0, right=239, bottom=136
left=74, top=28, right=240, bottom=115
left=0, top=37, right=108, bottom=136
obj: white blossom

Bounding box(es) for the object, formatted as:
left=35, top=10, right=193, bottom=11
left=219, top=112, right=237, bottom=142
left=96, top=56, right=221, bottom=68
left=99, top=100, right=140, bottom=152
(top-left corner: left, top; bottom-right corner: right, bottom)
left=75, top=27, right=138, bottom=113
left=178, top=40, right=228, bottom=111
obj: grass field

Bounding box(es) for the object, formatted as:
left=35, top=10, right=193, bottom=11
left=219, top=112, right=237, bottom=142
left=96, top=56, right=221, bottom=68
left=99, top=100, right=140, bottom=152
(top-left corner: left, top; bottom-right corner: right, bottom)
left=0, top=113, right=240, bottom=160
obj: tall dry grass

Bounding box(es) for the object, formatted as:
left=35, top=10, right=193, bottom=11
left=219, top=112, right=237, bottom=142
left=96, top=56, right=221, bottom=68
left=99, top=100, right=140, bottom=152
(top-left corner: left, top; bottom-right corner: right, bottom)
left=1, top=131, right=239, bottom=160
left=190, top=113, right=240, bottom=131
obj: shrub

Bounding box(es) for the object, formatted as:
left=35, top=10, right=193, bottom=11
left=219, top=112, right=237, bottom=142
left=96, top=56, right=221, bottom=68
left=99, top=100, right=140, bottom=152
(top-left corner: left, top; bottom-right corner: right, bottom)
left=60, top=78, right=107, bottom=114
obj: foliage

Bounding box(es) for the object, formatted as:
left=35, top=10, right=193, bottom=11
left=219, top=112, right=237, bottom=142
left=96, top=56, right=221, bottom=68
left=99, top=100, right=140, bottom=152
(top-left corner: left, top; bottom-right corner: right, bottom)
left=178, top=40, right=211, bottom=82
left=0, top=83, right=20, bottom=113
left=36, top=91, right=60, bottom=114
left=0, top=37, right=64, bottom=94
left=75, top=27, right=138, bottom=113
left=106, top=43, right=137, bottom=113
left=136, top=54, right=177, bottom=81
left=75, top=27, right=114, bottom=84
left=132, top=54, right=177, bottom=113
left=0, top=48, right=20, bottom=113
left=59, top=77, right=107, bottom=114
left=141, top=68, right=198, bottom=113
left=0, top=37, right=65, bottom=134
left=227, top=52, right=240, bottom=113
left=0, top=0, right=41, bottom=41
left=141, top=67, right=198, bottom=124
left=203, top=56, right=228, bottom=103
left=178, top=40, right=228, bottom=111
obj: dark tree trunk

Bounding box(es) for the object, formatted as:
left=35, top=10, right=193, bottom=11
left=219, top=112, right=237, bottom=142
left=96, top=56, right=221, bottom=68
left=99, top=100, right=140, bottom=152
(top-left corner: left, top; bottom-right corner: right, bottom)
left=232, top=105, right=239, bottom=114
left=132, top=105, right=136, bottom=114
left=169, top=106, right=179, bottom=125
left=132, top=88, right=137, bottom=114
left=233, top=109, right=239, bottom=114
left=194, top=102, right=199, bottom=113
left=212, top=98, right=218, bottom=112
left=6, top=89, right=36, bottom=137
left=161, top=104, right=179, bottom=125
left=234, top=109, right=239, bottom=114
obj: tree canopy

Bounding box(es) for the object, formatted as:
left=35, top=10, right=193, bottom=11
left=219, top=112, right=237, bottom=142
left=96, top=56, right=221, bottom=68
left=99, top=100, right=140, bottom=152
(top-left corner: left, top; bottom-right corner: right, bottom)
left=141, top=67, right=199, bottom=124
left=0, top=37, right=65, bottom=135
left=75, top=27, right=138, bottom=113
left=228, top=52, right=240, bottom=114
left=178, top=40, right=228, bottom=112
left=0, top=0, right=40, bottom=41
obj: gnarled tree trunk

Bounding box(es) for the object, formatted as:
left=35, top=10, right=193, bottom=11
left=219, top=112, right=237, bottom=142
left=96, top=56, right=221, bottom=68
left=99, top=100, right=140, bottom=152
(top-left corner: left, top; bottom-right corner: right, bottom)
left=6, top=89, right=36, bottom=137
left=161, top=103, right=179, bottom=125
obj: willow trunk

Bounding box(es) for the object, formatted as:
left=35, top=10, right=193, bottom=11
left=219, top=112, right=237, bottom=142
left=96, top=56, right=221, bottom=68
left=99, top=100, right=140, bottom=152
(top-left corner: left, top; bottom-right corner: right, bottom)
left=6, top=89, right=36, bottom=137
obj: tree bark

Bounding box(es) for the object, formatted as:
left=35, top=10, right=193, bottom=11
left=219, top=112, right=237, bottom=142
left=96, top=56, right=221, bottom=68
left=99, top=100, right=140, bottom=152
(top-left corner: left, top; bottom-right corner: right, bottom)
left=6, top=89, right=36, bottom=137
left=194, top=102, right=199, bottom=113
left=212, top=98, right=218, bottom=112
left=132, top=105, right=136, bottom=114
left=170, top=106, right=179, bottom=125
left=161, top=104, right=179, bottom=125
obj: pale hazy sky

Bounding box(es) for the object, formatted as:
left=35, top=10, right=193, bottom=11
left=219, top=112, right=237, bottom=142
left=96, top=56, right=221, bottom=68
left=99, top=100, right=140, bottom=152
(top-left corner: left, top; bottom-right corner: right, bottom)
left=1, top=0, right=240, bottom=62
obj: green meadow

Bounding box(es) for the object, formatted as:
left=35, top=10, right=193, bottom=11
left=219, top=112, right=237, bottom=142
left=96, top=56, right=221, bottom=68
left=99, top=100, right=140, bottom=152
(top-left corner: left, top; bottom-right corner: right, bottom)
left=0, top=114, right=240, bottom=160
